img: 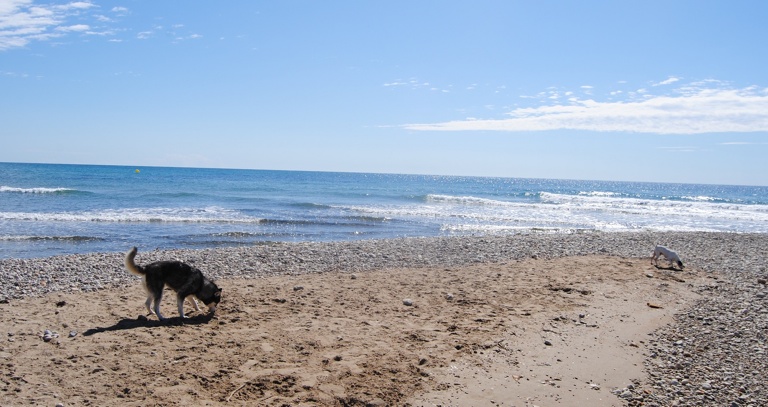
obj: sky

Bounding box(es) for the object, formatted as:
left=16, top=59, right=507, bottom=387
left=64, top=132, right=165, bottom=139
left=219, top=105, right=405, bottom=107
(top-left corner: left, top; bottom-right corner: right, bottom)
left=1, top=1, right=767, bottom=186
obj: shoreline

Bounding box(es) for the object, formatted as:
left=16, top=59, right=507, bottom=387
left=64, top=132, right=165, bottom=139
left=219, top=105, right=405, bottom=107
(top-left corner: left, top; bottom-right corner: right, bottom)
left=2, top=231, right=767, bottom=406
left=0, top=231, right=759, bottom=300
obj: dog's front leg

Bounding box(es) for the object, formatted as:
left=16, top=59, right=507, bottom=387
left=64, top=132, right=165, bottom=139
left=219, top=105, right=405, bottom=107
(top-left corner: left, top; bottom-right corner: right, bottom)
left=186, top=296, right=201, bottom=312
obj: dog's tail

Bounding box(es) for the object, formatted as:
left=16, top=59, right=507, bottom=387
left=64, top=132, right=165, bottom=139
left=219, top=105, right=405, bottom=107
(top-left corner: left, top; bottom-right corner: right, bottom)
left=125, top=246, right=145, bottom=276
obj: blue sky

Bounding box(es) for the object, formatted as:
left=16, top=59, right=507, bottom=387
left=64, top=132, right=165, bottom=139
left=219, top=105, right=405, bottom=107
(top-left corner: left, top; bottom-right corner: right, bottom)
left=2, top=1, right=767, bottom=185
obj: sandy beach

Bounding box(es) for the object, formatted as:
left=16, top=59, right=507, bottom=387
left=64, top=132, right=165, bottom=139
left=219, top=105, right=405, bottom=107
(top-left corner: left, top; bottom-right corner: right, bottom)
left=1, top=232, right=766, bottom=406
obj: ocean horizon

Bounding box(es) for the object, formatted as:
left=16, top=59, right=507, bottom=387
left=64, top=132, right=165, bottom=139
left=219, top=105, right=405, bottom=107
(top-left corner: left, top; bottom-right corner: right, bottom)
left=2, top=162, right=768, bottom=259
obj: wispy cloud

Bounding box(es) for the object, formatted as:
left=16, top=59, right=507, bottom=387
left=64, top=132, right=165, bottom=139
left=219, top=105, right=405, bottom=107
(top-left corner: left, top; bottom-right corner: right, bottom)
left=383, top=77, right=451, bottom=93
left=654, top=76, right=681, bottom=86
left=0, top=0, right=111, bottom=50
left=56, top=24, right=89, bottom=32
left=136, top=23, right=202, bottom=42
left=404, top=82, right=768, bottom=135
left=0, top=2, right=198, bottom=50
left=720, top=141, right=768, bottom=145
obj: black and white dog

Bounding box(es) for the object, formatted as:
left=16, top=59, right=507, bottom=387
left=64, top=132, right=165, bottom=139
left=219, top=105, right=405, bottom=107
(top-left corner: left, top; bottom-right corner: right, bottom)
left=125, top=247, right=222, bottom=320
left=651, top=245, right=684, bottom=270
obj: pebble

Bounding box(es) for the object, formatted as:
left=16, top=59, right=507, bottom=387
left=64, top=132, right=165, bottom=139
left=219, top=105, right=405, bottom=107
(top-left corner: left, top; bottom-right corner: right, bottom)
left=42, top=329, right=59, bottom=342
left=1, top=231, right=766, bottom=406
left=403, top=299, right=413, bottom=306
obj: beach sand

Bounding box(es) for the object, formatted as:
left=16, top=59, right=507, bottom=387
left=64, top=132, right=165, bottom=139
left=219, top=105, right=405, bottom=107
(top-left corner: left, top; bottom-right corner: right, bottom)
left=1, top=250, right=708, bottom=406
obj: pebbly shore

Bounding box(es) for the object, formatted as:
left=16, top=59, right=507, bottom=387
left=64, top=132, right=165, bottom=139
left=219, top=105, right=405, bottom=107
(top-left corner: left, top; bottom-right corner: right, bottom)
left=1, top=231, right=767, bottom=406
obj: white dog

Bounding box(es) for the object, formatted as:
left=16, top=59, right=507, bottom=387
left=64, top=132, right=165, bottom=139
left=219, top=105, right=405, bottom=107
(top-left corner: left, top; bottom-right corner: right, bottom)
left=651, top=245, right=684, bottom=270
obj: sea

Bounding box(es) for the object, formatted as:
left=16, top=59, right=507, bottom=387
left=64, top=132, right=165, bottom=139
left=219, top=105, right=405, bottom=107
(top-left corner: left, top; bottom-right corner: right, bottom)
left=2, top=162, right=768, bottom=259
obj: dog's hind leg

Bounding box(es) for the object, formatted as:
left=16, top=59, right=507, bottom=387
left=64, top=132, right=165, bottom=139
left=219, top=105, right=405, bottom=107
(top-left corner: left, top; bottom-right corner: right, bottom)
left=144, top=295, right=154, bottom=315
left=152, top=292, right=166, bottom=321
left=154, top=301, right=166, bottom=321
left=141, top=278, right=155, bottom=315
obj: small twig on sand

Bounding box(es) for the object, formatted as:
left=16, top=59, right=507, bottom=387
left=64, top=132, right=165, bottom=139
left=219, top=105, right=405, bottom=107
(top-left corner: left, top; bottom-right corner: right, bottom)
left=226, top=383, right=247, bottom=402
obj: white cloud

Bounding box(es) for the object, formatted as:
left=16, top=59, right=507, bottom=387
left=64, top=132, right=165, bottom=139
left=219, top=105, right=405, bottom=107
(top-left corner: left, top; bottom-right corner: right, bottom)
left=0, top=0, right=100, bottom=50
left=383, top=77, right=454, bottom=93
left=655, top=76, right=681, bottom=86
left=56, top=24, right=89, bottom=32
left=56, top=2, right=95, bottom=11
left=404, top=85, right=768, bottom=135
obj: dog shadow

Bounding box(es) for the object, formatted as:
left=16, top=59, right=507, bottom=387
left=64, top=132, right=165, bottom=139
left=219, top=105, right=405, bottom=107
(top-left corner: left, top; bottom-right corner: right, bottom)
left=83, top=313, right=215, bottom=336
left=653, top=264, right=681, bottom=271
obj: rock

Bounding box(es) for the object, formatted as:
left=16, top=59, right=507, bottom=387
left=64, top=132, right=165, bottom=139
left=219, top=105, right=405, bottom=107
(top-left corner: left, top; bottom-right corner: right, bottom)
left=647, top=302, right=663, bottom=309
left=42, top=329, right=58, bottom=342
left=366, top=398, right=387, bottom=407
left=403, top=299, right=413, bottom=306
